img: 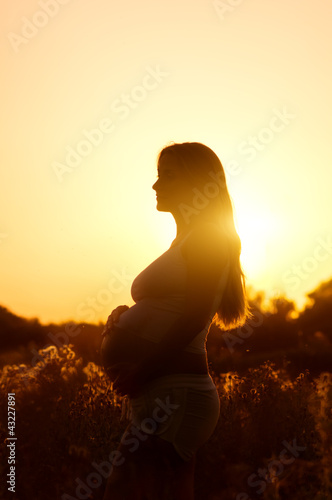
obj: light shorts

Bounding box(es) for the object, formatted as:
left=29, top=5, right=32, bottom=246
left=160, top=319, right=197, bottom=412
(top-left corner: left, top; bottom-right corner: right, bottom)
left=123, top=373, right=220, bottom=462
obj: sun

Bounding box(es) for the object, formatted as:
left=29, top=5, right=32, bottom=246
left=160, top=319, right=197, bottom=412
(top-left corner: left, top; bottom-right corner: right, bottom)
left=235, top=206, right=281, bottom=279
left=152, top=202, right=282, bottom=282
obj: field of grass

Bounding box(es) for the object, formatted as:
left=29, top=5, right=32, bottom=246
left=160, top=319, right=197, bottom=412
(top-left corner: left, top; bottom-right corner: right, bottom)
left=0, top=343, right=331, bottom=500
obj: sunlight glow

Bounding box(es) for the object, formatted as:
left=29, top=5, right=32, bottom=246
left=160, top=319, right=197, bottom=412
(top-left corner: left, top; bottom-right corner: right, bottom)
left=1, top=1, right=331, bottom=323
left=236, top=207, right=282, bottom=279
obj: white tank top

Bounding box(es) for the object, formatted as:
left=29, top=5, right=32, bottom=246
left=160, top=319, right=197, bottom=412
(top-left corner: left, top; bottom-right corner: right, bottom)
left=114, top=225, right=230, bottom=354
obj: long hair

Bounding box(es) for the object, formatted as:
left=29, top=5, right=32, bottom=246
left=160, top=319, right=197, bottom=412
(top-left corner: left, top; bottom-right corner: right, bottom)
left=157, top=141, right=253, bottom=330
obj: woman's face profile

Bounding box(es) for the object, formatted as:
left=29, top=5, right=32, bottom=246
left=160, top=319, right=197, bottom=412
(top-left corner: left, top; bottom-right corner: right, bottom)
left=152, top=153, right=194, bottom=213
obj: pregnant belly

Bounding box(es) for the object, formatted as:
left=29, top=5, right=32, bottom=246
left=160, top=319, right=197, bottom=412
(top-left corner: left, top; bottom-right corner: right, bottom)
left=100, top=325, right=156, bottom=381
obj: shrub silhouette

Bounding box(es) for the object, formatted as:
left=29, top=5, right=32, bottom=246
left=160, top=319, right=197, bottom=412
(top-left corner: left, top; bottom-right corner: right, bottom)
left=0, top=345, right=331, bottom=499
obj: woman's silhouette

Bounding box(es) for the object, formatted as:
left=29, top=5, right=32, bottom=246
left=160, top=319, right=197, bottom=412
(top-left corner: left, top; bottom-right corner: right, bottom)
left=101, top=142, right=252, bottom=499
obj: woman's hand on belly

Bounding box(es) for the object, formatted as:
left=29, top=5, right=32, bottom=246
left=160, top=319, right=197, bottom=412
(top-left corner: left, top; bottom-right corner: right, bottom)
left=102, top=305, right=130, bottom=337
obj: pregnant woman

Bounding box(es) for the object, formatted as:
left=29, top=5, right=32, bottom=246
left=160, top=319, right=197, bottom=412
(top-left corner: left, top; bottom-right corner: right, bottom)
left=101, top=142, right=252, bottom=499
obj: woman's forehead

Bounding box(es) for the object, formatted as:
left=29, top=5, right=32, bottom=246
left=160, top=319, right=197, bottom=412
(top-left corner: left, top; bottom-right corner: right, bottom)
left=158, top=152, right=180, bottom=171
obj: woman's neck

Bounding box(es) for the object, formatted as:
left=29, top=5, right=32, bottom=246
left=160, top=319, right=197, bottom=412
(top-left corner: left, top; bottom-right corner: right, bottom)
left=174, top=218, right=220, bottom=239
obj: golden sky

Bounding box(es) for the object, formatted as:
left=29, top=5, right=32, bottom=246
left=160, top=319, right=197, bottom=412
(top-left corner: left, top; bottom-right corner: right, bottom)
left=1, top=0, right=331, bottom=324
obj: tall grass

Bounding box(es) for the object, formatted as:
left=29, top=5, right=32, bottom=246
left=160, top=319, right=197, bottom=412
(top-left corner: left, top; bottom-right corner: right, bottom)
left=0, top=345, right=331, bottom=499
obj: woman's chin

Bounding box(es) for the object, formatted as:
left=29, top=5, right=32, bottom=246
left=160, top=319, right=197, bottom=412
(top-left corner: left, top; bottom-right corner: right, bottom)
left=156, top=199, right=169, bottom=211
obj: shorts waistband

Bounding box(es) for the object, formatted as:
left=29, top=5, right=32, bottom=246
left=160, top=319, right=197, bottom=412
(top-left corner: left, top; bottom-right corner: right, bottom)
left=137, top=373, right=216, bottom=395
left=121, top=374, right=217, bottom=421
